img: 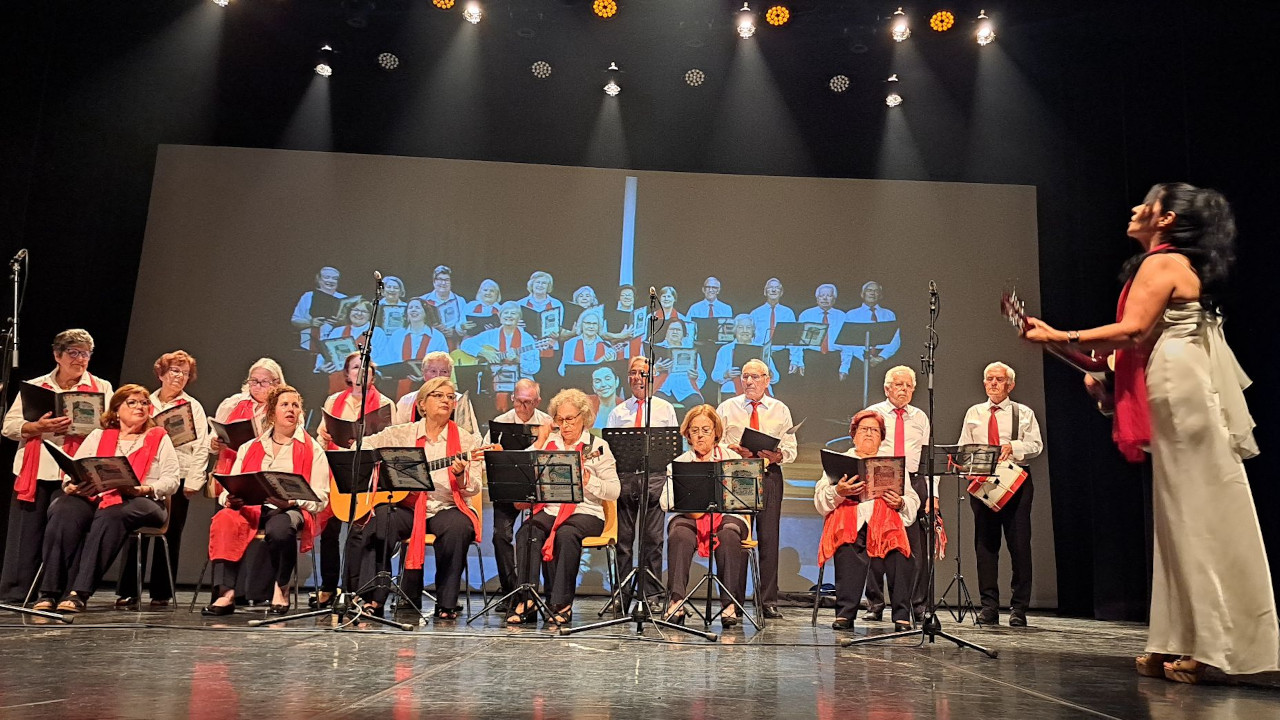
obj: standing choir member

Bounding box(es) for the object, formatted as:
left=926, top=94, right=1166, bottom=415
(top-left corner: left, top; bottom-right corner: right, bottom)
left=315, top=300, right=386, bottom=375
left=485, top=379, right=551, bottom=606
left=116, top=350, right=209, bottom=608
left=569, top=286, right=601, bottom=334
left=748, top=277, right=796, bottom=345
left=717, top=359, right=796, bottom=619
left=380, top=297, right=448, bottom=399
left=652, top=321, right=708, bottom=408
left=956, top=362, right=1042, bottom=627
left=659, top=405, right=749, bottom=628
left=842, top=281, right=901, bottom=390
left=686, top=276, right=733, bottom=319
left=343, top=377, right=486, bottom=619
left=210, top=358, right=284, bottom=478
left=558, top=311, right=618, bottom=376
left=506, top=389, right=620, bottom=627
left=1023, top=182, right=1276, bottom=680
left=861, top=366, right=931, bottom=623
left=203, top=386, right=330, bottom=617
left=290, top=266, right=345, bottom=350
left=313, top=353, right=396, bottom=609
left=35, top=385, right=179, bottom=613
left=1, top=329, right=114, bottom=602
left=789, top=283, right=849, bottom=380
left=711, top=315, right=780, bottom=398
left=421, top=265, right=467, bottom=346
left=605, top=285, right=644, bottom=358
left=378, top=276, right=408, bottom=314
left=606, top=357, right=678, bottom=610
left=816, top=410, right=918, bottom=631
left=462, top=279, right=503, bottom=327
left=517, top=270, right=565, bottom=355
left=655, top=286, right=694, bottom=342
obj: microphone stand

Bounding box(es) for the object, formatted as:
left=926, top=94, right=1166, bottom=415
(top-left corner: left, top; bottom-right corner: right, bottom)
left=841, top=282, right=996, bottom=657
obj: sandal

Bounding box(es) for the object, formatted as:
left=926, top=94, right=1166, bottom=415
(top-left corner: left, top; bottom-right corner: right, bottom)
left=114, top=596, right=137, bottom=609
left=1164, top=657, right=1208, bottom=684
left=505, top=600, right=536, bottom=625
left=664, top=605, right=687, bottom=625
left=549, top=607, right=573, bottom=627
left=57, top=595, right=86, bottom=613
left=434, top=608, right=460, bottom=621
left=32, top=599, right=56, bottom=612
left=1136, top=653, right=1174, bottom=678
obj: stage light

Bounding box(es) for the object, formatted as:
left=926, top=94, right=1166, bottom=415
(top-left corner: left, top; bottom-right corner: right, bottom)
left=377, top=53, right=399, bottom=71
left=685, top=68, right=705, bottom=87
left=829, top=75, right=849, bottom=93
left=432, top=0, right=455, bottom=8
left=463, top=2, right=482, bottom=24
left=737, top=3, right=756, bottom=39
left=531, top=61, right=552, bottom=79
left=315, top=63, right=333, bottom=77
left=592, top=0, right=617, bottom=19
left=885, top=73, right=901, bottom=106
left=604, top=61, right=620, bottom=96
left=765, top=5, right=790, bottom=26
left=212, top=0, right=229, bottom=6
left=975, top=10, right=996, bottom=45
left=891, top=7, right=910, bottom=42
left=929, top=10, right=955, bottom=32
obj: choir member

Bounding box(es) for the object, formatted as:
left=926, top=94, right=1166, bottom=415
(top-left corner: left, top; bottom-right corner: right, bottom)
left=210, top=358, right=285, bottom=477
left=789, top=283, right=849, bottom=378
left=660, top=405, right=749, bottom=627
left=748, top=277, right=796, bottom=345
left=485, top=379, right=551, bottom=605
left=380, top=297, right=448, bottom=397
left=116, top=350, right=209, bottom=609
left=421, top=264, right=467, bottom=343
left=841, top=281, right=902, bottom=379
left=315, top=299, right=386, bottom=374
left=816, top=410, right=919, bottom=631
left=605, top=357, right=678, bottom=610
left=517, top=270, right=565, bottom=349
left=717, top=359, right=795, bottom=619
left=462, top=278, right=502, bottom=325
left=686, top=276, right=733, bottom=319
left=558, top=311, right=618, bottom=376
left=290, top=266, right=345, bottom=350
left=458, top=301, right=541, bottom=408
left=711, top=315, right=780, bottom=398
left=202, top=385, right=330, bottom=616
left=956, top=362, right=1042, bottom=627
left=590, top=366, right=625, bottom=428
left=35, top=384, right=179, bottom=612
left=653, top=321, right=707, bottom=408
left=605, top=284, right=644, bottom=358
left=655, top=286, right=694, bottom=341
left=569, top=286, right=600, bottom=334
left=343, top=377, right=487, bottom=619
left=506, top=389, right=620, bottom=627
left=379, top=276, right=408, bottom=310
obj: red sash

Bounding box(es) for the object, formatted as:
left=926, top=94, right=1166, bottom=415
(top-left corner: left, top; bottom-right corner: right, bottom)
left=213, top=399, right=257, bottom=475
left=817, top=493, right=910, bottom=565
left=15, top=374, right=101, bottom=502
left=693, top=447, right=724, bottom=557
left=208, top=434, right=317, bottom=562
left=498, top=328, right=523, bottom=355
left=405, top=421, right=477, bottom=570
left=325, top=389, right=384, bottom=451
left=96, top=427, right=167, bottom=508
left=1111, top=243, right=1173, bottom=463
left=402, top=331, right=430, bottom=362
left=573, top=338, right=605, bottom=363
left=534, top=439, right=584, bottom=562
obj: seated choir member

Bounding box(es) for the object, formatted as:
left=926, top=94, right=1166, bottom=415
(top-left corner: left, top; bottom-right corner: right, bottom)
left=558, top=311, right=618, bottom=376
left=210, top=358, right=285, bottom=478
left=653, top=320, right=707, bottom=407
left=343, top=376, right=488, bottom=619
left=1, top=328, right=114, bottom=603
left=815, top=410, right=919, bottom=632
left=116, top=350, right=209, bottom=609
left=659, top=405, right=749, bottom=628
left=203, top=385, right=330, bottom=617
left=313, top=353, right=396, bottom=609
left=35, top=385, right=179, bottom=613
left=506, top=388, right=620, bottom=627
left=315, top=300, right=387, bottom=380
left=485, top=379, right=551, bottom=607
left=590, top=366, right=625, bottom=429
left=458, top=300, right=542, bottom=411
left=392, top=351, right=480, bottom=435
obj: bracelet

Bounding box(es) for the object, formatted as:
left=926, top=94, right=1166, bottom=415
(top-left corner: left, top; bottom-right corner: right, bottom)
left=1066, top=330, right=1080, bottom=344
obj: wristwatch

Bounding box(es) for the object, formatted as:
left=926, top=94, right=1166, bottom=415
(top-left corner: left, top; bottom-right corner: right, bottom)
left=1066, top=330, right=1080, bottom=344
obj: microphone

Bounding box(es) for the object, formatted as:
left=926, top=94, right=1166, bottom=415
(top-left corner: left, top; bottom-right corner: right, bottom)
left=928, top=280, right=937, bottom=310
left=372, top=270, right=385, bottom=298
left=649, top=286, right=657, bottom=300
left=11, top=249, right=26, bottom=262
left=373, top=270, right=383, bottom=282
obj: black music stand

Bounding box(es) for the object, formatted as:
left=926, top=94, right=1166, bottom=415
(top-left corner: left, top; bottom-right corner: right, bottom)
left=926, top=444, right=999, bottom=624
left=467, top=450, right=582, bottom=624
left=835, top=320, right=901, bottom=409
left=667, top=458, right=765, bottom=631
left=596, top=426, right=683, bottom=615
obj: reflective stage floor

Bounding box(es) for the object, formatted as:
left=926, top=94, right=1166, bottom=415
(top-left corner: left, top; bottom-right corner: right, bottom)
left=2, top=595, right=1278, bottom=719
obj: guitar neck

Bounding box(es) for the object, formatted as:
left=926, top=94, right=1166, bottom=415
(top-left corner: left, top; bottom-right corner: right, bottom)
left=425, top=451, right=470, bottom=473
left=1044, top=344, right=1110, bottom=376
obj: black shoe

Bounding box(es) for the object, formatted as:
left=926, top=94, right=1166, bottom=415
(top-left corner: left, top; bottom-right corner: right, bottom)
left=201, top=603, right=235, bottom=617
left=1008, top=611, right=1028, bottom=627
left=763, top=605, right=784, bottom=619
left=976, top=608, right=999, bottom=626
left=831, top=616, right=854, bottom=631
left=267, top=603, right=290, bottom=615
left=912, top=605, right=926, bottom=620
left=862, top=609, right=883, bottom=622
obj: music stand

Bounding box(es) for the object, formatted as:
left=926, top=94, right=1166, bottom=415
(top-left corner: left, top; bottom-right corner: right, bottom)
left=926, top=444, right=998, bottom=624
left=595, top=426, right=683, bottom=614
left=667, top=458, right=764, bottom=630
left=835, top=320, right=901, bottom=409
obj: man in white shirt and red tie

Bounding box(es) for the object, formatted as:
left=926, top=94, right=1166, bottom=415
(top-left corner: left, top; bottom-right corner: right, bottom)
left=789, top=284, right=847, bottom=379
left=687, top=277, right=733, bottom=319
left=957, top=361, right=1043, bottom=627
left=861, top=366, right=932, bottom=624
left=718, top=359, right=797, bottom=619
left=606, top=356, right=678, bottom=611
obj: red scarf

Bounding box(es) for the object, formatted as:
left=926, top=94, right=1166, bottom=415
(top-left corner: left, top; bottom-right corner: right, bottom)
left=213, top=398, right=257, bottom=476
left=15, top=373, right=101, bottom=502
left=404, top=421, right=477, bottom=570
left=694, top=447, right=724, bottom=558
left=207, top=433, right=318, bottom=562
left=96, top=427, right=167, bottom=508
left=817, top=462, right=911, bottom=565
left=402, top=331, right=430, bottom=362
left=1111, top=243, right=1173, bottom=463
left=326, top=388, right=384, bottom=451
left=534, top=438, right=585, bottom=562
left=573, top=338, right=606, bottom=363
left=498, top=328, right=523, bottom=354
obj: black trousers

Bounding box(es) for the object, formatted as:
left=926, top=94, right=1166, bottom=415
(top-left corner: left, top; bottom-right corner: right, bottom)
left=41, top=495, right=166, bottom=599
left=757, top=464, right=784, bottom=605
left=491, top=501, right=520, bottom=597
left=0, top=480, right=63, bottom=602
left=617, top=471, right=665, bottom=602
left=515, top=512, right=603, bottom=610
left=971, top=473, right=1034, bottom=613
left=833, top=527, right=913, bottom=623
left=118, top=488, right=190, bottom=601
left=865, top=475, right=930, bottom=615
left=319, top=515, right=342, bottom=593
left=665, top=515, right=748, bottom=608
left=422, top=507, right=474, bottom=611
left=211, top=509, right=302, bottom=594
left=344, top=504, right=414, bottom=607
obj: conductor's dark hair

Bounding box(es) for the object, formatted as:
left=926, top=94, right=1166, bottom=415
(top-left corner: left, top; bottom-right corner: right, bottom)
left=1122, top=182, right=1237, bottom=314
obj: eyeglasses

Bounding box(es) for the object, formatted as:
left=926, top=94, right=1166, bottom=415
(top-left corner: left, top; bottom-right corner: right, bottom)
left=740, top=373, right=766, bottom=381
left=553, top=413, right=582, bottom=424
left=513, top=397, right=538, bottom=405
left=248, top=378, right=280, bottom=388
left=123, top=399, right=150, bottom=409
left=167, top=369, right=190, bottom=378
left=63, top=349, right=92, bottom=360
left=426, top=392, right=455, bottom=402
left=855, top=426, right=882, bottom=436
left=687, top=426, right=715, bottom=437
left=627, top=370, right=647, bottom=377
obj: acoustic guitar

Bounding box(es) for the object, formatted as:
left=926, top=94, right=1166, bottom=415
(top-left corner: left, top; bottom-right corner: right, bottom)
left=512, top=443, right=605, bottom=511
left=450, top=337, right=554, bottom=367
left=328, top=449, right=474, bottom=522
left=1000, top=289, right=1115, bottom=415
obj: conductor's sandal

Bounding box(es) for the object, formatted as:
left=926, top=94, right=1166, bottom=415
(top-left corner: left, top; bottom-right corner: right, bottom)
left=1163, top=657, right=1208, bottom=684
left=1136, top=653, right=1174, bottom=678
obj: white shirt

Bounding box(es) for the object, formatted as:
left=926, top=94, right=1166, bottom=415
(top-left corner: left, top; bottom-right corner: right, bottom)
left=814, top=449, right=919, bottom=531
left=357, top=420, right=483, bottom=519
left=378, top=326, right=448, bottom=367
left=422, top=291, right=467, bottom=332
left=319, top=388, right=396, bottom=447
left=73, top=427, right=182, bottom=499
left=660, top=445, right=749, bottom=525
left=957, top=397, right=1044, bottom=466
left=528, top=432, right=620, bottom=521
left=866, top=400, right=931, bottom=474
left=748, top=302, right=796, bottom=345
left=843, top=304, right=901, bottom=360
left=149, top=390, right=211, bottom=491
left=686, top=299, right=733, bottom=319
left=557, top=336, right=615, bottom=376
left=790, top=306, right=854, bottom=373
left=710, top=342, right=781, bottom=394
left=213, top=392, right=267, bottom=432
left=393, top=391, right=480, bottom=436
left=292, top=289, right=348, bottom=349
left=222, top=427, right=332, bottom=514
left=716, top=394, right=798, bottom=465
left=485, top=408, right=552, bottom=445
left=3, top=371, right=114, bottom=481
left=653, top=344, right=708, bottom=401
left=605, top=396, right=679, bottom=429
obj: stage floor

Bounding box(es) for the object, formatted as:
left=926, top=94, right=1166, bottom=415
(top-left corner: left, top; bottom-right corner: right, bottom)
left=2, top=595, right=1278, bottom=718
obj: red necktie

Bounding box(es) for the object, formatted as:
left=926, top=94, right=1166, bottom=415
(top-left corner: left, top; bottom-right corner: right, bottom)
left=633, top=401, right=643, bottom=427
left=820, top=309, right=830, bottom=353
left=749, top=400, right=761, bottom=431
left=707, top=300, right=714, bottom=315
left=869, top=306, right=879, bottom=322
left=988, top=405, right=1001, bottom=445
left=894, top=408, right=906, bottom=456
left=769, top=306, right=777, bottom=335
